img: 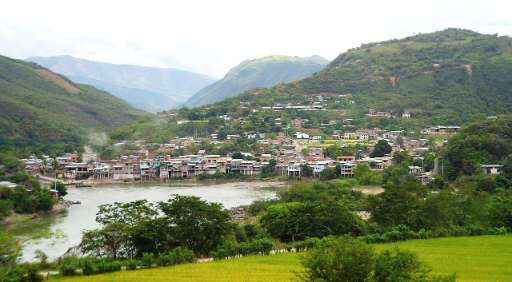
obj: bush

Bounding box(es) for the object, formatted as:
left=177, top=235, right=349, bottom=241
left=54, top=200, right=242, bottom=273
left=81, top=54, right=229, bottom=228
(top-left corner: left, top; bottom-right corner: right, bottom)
left=158, top=247, right=195, bottom=266
left=1, top=263, right=43, bottom=282
left=141, top=253, right=155, bottom=268
left=301, top=236, right=374, bottom=282
left=374, top=249, right=430, bottom=282
left=213, top=239, right=273, bottom=259
left=82, top=259, right=98, bottom=275
left=124, top=259, right=139, bottom=270
left=60, top=262, right=78, bottom=276
left=82, top=258, right=122, bottom=275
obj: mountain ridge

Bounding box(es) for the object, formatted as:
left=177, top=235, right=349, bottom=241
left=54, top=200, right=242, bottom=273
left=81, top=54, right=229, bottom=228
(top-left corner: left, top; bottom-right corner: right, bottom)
left=0, top=54, right=147, bottom=150
left=27, top=55, right=216, bottom=112
left=183, top=55, right=328, bottom=108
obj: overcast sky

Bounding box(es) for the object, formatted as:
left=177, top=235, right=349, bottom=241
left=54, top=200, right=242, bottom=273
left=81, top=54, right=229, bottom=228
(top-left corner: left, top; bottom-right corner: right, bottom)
left=1, top=0, right=511, bottom=78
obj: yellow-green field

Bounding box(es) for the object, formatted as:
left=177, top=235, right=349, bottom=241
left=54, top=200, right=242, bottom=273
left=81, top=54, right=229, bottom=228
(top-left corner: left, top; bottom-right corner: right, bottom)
left=53, top=235, right=512, bottom=282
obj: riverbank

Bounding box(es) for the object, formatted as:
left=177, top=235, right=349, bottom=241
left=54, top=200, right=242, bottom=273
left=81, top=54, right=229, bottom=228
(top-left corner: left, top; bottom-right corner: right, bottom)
left=37, top=173, right=293, bottom=187
left=0, top=199, right=73, bottom=228
left=16, top=181, right=284, bottom=262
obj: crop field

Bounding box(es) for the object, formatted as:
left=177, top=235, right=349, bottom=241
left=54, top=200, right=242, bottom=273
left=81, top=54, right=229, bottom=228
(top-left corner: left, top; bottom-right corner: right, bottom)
left=53, top=235, right=512, bottom=282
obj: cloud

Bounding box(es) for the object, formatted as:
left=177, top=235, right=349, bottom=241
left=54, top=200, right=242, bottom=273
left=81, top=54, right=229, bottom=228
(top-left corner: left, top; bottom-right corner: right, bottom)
left=0, top=0, right=511, bottom=77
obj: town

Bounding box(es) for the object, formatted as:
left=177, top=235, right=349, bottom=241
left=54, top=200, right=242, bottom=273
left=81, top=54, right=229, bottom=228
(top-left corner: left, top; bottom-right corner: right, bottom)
left=20, top=122, right=485, bottom=186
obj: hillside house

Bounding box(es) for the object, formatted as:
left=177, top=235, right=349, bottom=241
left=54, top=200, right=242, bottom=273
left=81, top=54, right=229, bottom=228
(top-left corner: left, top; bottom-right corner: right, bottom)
left=481, top=164, right=503, bottom=175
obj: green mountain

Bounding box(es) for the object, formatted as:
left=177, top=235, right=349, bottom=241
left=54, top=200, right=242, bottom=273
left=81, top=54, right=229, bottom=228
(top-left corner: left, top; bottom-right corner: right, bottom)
left=66, top=75, right=177, bottom=113
left=183, top=55, right=328, bottom=108
left=207, top=29, right=512, bottom=125
left=27, top=56, right=216, bottom=112
left=0, top=55, right=147, bottom=150
left=443, top=115, right=512, bottom=180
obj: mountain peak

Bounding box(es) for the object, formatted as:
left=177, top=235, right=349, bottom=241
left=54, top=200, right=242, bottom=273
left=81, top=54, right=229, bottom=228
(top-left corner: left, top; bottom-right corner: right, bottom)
left=183, top=55, right=328, bottom=108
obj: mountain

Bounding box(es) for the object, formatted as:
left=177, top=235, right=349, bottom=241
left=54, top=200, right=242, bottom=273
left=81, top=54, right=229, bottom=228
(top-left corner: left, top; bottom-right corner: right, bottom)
left=27, top=56, right=215, bottom=112
left=0, top=54, right=147, bottom=150
left=183, top=55, right=328, bottom=108
left=207, top=29, right=512, bottom=125
left=109, top=29, right=512, bottom=143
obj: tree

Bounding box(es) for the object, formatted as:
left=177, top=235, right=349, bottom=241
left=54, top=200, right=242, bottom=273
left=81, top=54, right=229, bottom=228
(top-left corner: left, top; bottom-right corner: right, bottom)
left=0, top=231, right=19, bottom=267
left=231, top=152, right=244, bottom=159
left=261, top=200, right=366, bottom=242
left=81, top=223, right=133, bottom=258
left=488, top=190, right=512, bottom=229
left=371, top=140, right=392, bottom=158
left=158, top=195, right=232, bottom=255
left=52, top=181, right=67, bottom=198
left=96, top=200, right=158, bottom=226
left=301, top=236, right=374, bottom=282
left=300, top=164, right=313, bottom=178
left=354, top=164, right=382, bottom=185
left=261, top=159, right=277, bottom=177
left=368, top=177, right=424, bottom=229
left=374, top=249, right=430, bottom=282
left=320, top=167, right=337, bottom=180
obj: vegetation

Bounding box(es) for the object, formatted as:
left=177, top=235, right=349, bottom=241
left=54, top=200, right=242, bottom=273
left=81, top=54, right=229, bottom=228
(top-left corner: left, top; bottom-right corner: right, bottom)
left=301, top=236, right=453, bottom=282
left=443, top=115, right=512, bottom=180
left=370, top=140, right=392, bottom=157
left=0, top=151, right=56, bottom=220
left=0, top=54, right=147, bottom=152
left=50, top=236, right=512, bottom=282
left=80, top=196, right=232, bottom=258
left=183, top=55, right=328, bottom=108
left=29, top=55, right=215, bottom=112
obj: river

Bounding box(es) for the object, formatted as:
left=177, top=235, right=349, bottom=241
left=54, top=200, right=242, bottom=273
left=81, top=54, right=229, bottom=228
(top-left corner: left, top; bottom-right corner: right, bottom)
left=17, top=181, right=285, bottom=262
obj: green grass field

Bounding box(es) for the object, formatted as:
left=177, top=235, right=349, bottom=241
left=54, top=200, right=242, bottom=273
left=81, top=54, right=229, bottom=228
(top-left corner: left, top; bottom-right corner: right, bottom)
left=53, top=235, right=512, bottom=282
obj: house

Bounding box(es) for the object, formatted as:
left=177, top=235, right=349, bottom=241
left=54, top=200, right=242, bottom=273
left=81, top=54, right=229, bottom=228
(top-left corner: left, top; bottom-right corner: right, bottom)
left=422, top=126, right=461, bottom=136
left=287, top=161, right=302, bottom=177
left=295, top=132, right=310, bottom=139
left=339, top=162, right=355, bottom=177
left=337, top=156, right=356, bottom=163
left=313, top=161, right=330, bottom=176
left=416, top=172, right=433, bottom=184
left=64, top=163, right=90, bottom=179
left=343, top=132, right=357, bottom=140
left=481, top=164, right=503, bottom=175
left=408, top=165, right=424, bottom=176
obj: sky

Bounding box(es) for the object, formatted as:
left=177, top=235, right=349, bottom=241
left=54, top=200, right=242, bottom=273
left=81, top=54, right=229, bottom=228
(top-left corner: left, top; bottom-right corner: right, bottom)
left=1, top=0, right=511, bottom=78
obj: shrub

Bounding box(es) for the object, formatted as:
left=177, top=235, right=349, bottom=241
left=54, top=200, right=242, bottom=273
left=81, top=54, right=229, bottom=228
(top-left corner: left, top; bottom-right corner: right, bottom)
left=124, top=259, right=139, bottom=270
left=373, top=249, right=430, bottom=282
left=141, top=253, right=155, bottom=268
left=301, top=236, right=374, bottom=282
left=158, top=247, right=195, bottom=266
left=59, top=263, right=78, bottom=276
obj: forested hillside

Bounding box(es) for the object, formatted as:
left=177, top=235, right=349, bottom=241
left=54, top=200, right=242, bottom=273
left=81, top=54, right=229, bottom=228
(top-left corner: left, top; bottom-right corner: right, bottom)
left=203, top=29, right=512, bottom=124
left=28, top=56, right=215, bottom=112
left=183, top=55, right=328, bottom=107
left=0, top=55, right=147, bottom=152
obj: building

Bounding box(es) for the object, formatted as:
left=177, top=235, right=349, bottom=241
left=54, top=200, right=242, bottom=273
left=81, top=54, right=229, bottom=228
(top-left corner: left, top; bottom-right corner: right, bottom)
left=64, top=163, right=90, bottom=179
left=481, top=164, right=503, bottom=175
left=339, top=162, right=355, bottom=177
left=295, top=132, right=310, bottom=139
left=313, top=161, right=330, bottom=176
left=408, top=165, right=424, bottom=176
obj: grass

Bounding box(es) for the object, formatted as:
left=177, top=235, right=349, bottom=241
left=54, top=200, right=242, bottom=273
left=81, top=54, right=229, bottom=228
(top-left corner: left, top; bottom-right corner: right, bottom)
left=52, top=235, right=512, bottom=282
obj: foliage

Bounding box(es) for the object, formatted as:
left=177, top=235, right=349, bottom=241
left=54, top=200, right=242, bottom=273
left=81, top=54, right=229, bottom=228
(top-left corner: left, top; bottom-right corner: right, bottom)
left=261, top=200, right=366, bottom=242
left=443, top=115, right=512, bottom=180
left=0, top=55, right=147, bottom=150
left=353, top=164, right=383, bottom=185
left=300, top=236, right=374, bottom=282
left=371, top=140, right=392, bottom=158
left=81, top=195, right=232, bottom=259
left=373, top=248, right=431, bottom=282
left=52, top=182, right=67, bottom=198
